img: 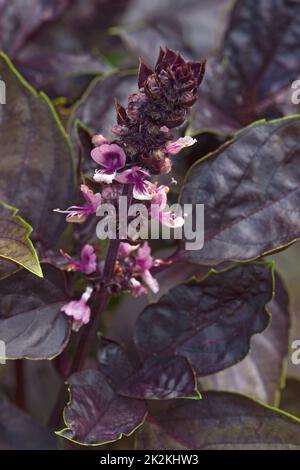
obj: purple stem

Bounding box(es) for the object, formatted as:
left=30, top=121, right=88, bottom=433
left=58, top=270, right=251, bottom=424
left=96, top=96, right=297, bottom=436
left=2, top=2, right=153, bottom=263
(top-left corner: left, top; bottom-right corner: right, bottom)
left=48, top=184, right=133, bottom=428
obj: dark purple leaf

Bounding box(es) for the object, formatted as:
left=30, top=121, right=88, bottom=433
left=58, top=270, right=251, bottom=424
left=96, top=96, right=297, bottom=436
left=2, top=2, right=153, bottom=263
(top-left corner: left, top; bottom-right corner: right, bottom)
left=280, top=378, right=300, bottom=418
left=134, top=263, right=273, bottom=377
left=68, top=71, right=137, bottom=169
left=57, top=369, right=147, bottom=446
left=69, top=71, right=137, bottom=141
left=15, top=50, right=109, bottom=101
left=97, top=337, right=137, bottom=389
left=0, top=264, right=71, bottom=360
left=0, top=0, right=71, bottom=58
left=0, top=201, right=42, bottom=278
left=191, top=0, right=300, bottom=133
left=200, top=272, right=290, bottom=405
left=0, top=258, right=20, bottom=281
left=24, top=0, right=129, bottom=57
left=118, top=0, right=233, bottom=66
left=0, top=400, right=58, bottom=450
left=97, top=337, right=199, bottom=400
left=180, top=117, right=300, bottom=265
left=0, top=52, right=74, bottom=247
left=120, top=356, right=199, bottom=400
left=136, top=391, right=300, bottom=450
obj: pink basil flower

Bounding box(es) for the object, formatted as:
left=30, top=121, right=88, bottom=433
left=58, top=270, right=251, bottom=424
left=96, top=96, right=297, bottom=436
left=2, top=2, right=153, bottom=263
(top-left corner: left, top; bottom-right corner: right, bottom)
left=92, top=134, right=109, bottom=146
left=91, top=143, right=126, bottom=183
left=54, top=185, right=101, bottom=223
left=118, top=242, right=139, bottom=257
left=65, top=244, right=97, bottom=275
left=61, top=286, right=93, bottom=331
left=130, top=277, right=148, bottom=297
left=116, top=166, right=150, bottom=199
left=166, top=136, right=197, bottom=155
left=134, top=182, right=184, bottom=228
left=135, top=242, right=159, bottom=294
left=150, top=185, right=184, bottom=228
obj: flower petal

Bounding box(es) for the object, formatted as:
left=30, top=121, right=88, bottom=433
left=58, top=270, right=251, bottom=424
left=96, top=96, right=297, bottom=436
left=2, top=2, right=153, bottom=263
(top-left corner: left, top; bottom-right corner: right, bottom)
left=159, top=211, right=185, bottom=228
left=91, top=143, right=126, bottom=170
left=93, top=170, right=116, bottom=184
left=141, top=269, right=159, bottom=294
left=166, top=136, right=197, bottom=155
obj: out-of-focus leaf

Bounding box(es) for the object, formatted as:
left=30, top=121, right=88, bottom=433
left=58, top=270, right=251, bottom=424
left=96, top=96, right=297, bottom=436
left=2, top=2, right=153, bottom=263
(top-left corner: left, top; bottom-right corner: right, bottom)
left=0, top=400, right=58, bottom=450
left=200, top=272, right=290, bottom=405
left=134, top=263, right=273, bottom=377
left=0, top=0, right=71, bottom=58
left=280, top=378, right=300, bottom=418
left=117, top=0, right=233, bottom=66
left=272, top=243, right=300, bottom=378
left=97, top=337, right=199, bottom=400
left=0, top=52, right=74, bottom=247
left=16, top=50, right=110, bottom=101
left=57, top=369, right=147, bottom=446
left=69, top=71, right=137, bottom=141
left=191, top=0, right=300, bottom=133
left=180, top=117, right=300, bottom=265
left=0, top=201, right=42, bottom=277
left=0, top=264, right=71, bottom=360
left=136, top=391, right=300, bottom=450
left=24, top=360, right=61, bottom=423
left=23, top=0, right=129, bottom=57
left=0, top=258, right=20, bottom=281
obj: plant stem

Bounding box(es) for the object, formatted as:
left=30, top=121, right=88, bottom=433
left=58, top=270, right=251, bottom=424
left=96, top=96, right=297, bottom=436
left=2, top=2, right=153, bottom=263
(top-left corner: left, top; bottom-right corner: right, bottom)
left=48, top=184, right=133, bottom=428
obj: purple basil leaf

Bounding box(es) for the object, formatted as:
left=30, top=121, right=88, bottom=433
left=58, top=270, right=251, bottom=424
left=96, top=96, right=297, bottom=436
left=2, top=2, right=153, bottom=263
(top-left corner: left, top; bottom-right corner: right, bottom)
left=134, top=262, right=273, bottom=377
left=115, top=22, right=189, bottom=68
left=191, top=0, right=300, bottom=133
left=0, top=52, right=74, bottom=247
left=0, top=0, right=71, bottom=58
left=136, top=391, right=300, bottom=450
left=199, top=272, right=290, bottom=405
left=69, top=71, right=137, bottom=141
left=119, top=356, right=199, bottom=400
left=180, top=117, right=300, bottom=265
left=280, top=378, right=300, bottom=418
left=0, top=201, right=42, bottom=278
left=97, top=337, right=199, bottom=400
left=0, top=263, right=71, bottom=360
left=57, top=369, right=147, bottom=446
left=97, top=336, right=136, bottom=389
left=118, top=0, right=233, bottom=66
left=68, top=71, right=137, bottom=168
left=23, top=0, right=129, bottom=59
left=0, top=258, right=20, bottom=281
left=15, top=50, right=110, bottom=102
left=0, top=400, right=58, bottom=450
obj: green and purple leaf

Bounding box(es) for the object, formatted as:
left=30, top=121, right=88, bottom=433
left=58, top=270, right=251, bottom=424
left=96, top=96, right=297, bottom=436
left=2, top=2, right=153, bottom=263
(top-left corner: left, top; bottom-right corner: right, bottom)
left=0, top=52, right=74, bottom=247
left=0, top=201, right=42, bottom=277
